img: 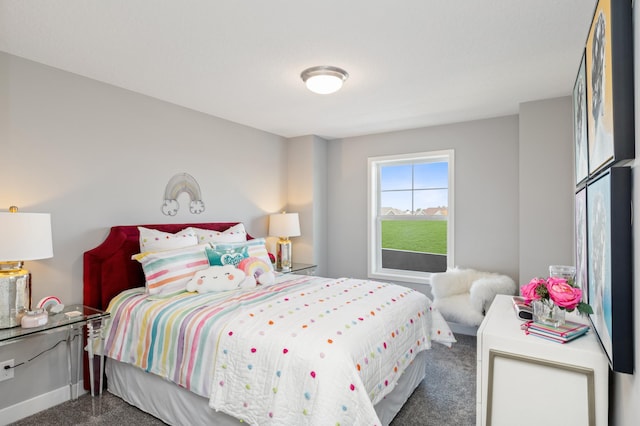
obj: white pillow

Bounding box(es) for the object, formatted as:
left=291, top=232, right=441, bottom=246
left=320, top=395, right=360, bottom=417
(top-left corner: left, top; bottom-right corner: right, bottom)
left=138, top=227, right=198, bottom=252
left=183, top=223, right=247, bottom=244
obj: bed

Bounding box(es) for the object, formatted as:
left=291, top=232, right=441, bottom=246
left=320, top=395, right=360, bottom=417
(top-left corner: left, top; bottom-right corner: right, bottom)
left=83, top=223, right=455, bottom=425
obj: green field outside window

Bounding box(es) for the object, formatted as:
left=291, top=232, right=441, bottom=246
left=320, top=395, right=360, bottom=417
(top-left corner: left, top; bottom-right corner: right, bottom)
left=381, top=220, right=447, bottom=255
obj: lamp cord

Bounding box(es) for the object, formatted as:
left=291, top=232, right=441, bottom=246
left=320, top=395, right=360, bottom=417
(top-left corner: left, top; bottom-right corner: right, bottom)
left=3, top=334, right=79, bottom=370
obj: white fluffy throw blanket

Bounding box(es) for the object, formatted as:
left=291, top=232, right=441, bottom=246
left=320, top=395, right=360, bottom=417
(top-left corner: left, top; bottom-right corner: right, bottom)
left=431, top=268, right=517, bottom=326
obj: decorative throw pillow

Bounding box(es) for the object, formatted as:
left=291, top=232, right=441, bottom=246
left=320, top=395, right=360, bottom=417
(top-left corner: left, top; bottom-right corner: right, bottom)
left=238, top=257, right=276, bottom=286
left=183, top=223, right=247, bottom=244
left=205, top=245, right=250, bottom=267
left=138, top=227, right=198, bottom=252
left=132, top=244, right=210, bottom=296
left=210, top=238, right=274, bottom=273
left=185, top=264, right=256, bottom=293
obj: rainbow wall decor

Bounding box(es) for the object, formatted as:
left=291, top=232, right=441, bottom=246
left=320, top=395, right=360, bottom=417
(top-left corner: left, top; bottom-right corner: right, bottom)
left=161, top=173, right=205, bottom=216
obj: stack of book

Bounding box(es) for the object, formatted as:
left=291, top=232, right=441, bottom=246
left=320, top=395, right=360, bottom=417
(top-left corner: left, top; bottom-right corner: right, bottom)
left=523, top=320, right=590, bottom=344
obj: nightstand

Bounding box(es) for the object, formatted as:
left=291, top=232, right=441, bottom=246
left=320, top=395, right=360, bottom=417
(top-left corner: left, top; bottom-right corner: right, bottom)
left=0, top=305, right=109, bottom=400
left=276, top=263, right=317, bottom=275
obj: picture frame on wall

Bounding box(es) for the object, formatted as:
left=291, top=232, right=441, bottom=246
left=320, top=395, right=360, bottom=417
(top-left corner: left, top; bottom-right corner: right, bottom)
left=574, top=185, right=588, bottom=300
left=584, top=0, right=634, bottom=176
left=573, top=53, right=589, bottom=185
left=586, top=166, right=632, bottom=373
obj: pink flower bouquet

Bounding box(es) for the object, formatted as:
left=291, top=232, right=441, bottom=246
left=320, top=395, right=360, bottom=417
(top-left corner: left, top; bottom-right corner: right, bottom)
left=520, top=276, right=593, bottom=315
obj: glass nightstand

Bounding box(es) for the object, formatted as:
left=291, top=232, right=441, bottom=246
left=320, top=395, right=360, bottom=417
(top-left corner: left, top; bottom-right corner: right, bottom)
left=0, top=304, right=109, bottom=400
left=276, top=263, right=317, bottom=275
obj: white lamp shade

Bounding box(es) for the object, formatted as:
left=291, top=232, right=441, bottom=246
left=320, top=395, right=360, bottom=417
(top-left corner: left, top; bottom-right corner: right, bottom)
left=0, top=212, right=53, bottom=261
left=269, top=213, right=301, bottom=238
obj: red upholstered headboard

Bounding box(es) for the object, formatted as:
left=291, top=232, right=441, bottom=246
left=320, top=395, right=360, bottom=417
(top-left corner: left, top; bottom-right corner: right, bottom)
left=83, top=223, right=251, bottom=310
left=83, top=222, right=254, bottom=393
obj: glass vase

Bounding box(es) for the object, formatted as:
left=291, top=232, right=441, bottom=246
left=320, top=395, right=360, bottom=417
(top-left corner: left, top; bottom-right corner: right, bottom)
left=549, top=265, right=577, bottom=286
left=532, top=299, right=565, bottom=327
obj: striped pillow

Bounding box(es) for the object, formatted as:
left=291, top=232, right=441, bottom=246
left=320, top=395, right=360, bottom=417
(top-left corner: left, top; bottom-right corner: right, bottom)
left=133, top=244, right=210, bottom=296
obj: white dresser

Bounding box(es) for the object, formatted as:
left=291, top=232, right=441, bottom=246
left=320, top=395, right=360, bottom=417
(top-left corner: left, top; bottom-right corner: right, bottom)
left=477, top=295, right=609, bottom=426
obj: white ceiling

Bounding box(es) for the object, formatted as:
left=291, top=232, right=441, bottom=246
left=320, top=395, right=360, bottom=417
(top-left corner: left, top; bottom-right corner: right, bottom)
left=0, top=0, right=597, bottom=140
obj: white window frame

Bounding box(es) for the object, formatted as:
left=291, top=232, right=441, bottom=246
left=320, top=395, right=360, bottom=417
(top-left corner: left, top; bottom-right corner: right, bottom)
left=367, top=150, right=455, bottom=284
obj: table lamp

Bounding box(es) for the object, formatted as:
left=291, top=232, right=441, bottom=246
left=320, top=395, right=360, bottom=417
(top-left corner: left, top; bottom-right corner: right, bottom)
left=0, top=207, right=53, bottom=329
left=269, top=212, right=300, bottom=272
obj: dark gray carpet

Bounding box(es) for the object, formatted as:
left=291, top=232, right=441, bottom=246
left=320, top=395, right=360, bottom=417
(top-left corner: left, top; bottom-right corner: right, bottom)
left=390, top=333, right=476, bottom=425
left=12, top=334, right=476, bottom=426
left=11, top=392, right=165, bottom=426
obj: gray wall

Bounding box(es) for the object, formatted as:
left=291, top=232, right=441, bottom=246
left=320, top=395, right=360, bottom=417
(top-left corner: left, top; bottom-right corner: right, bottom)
left=0, top=52, right=288, bottom=410
left=518, top=97, right=575, bottom=283
left=326, top=116, right=521, bottom=288
left=286, top=135, right=329, bottom=277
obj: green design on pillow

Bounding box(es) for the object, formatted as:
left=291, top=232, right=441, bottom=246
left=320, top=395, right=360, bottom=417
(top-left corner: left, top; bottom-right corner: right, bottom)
left=210, top=238, right=274, bottom=273
left=206, top=245, right=249, bottom=267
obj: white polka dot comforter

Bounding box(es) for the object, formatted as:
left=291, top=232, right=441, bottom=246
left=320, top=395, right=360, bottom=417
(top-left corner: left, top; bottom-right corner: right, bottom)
left=104, top=275, right=455, bottom=426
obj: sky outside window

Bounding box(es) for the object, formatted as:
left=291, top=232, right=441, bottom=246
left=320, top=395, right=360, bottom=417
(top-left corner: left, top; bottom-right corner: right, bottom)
left=380, top=162, right=448, bottom=212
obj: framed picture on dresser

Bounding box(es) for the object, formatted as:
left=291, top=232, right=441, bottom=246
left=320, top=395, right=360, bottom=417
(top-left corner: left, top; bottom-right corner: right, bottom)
left=586, top=167, right=632, bottom=373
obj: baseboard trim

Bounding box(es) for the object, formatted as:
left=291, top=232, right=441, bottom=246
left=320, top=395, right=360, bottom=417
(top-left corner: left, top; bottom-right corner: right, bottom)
left=0, top=381, right=86, bottom=425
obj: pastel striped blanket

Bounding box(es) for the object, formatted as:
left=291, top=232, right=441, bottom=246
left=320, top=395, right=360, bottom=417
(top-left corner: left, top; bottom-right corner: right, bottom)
left=103, top=276, right=455, bottom=425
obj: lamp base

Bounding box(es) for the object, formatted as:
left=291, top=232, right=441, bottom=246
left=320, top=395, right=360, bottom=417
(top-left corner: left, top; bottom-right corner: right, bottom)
left=0, top=266, right=31, bottom=329
left=276, top=238, right=292, bottom=272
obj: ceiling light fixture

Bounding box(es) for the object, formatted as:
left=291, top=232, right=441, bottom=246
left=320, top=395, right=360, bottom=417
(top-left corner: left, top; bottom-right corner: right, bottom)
left=300, top=66, right=349, bottom=95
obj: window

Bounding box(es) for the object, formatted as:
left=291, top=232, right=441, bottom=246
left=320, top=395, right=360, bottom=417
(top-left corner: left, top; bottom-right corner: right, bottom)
left=368, top=150, right=454, bottom=284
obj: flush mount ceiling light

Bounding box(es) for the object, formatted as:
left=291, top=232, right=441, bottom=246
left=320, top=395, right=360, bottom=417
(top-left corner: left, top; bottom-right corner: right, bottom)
left=300, top=66, right=349, bottom=95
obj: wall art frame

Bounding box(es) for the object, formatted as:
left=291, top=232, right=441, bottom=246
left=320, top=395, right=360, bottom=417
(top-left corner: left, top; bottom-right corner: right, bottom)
left=584, top=0, right=634, bottom=177
left=575, top=185, right=588, bottom=300
left=586, top=166, right=632, bottom=373
left=573, top=52, right=589, bottom=185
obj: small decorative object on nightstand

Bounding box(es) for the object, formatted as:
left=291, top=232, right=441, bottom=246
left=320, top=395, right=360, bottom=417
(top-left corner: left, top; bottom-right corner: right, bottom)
left=20, top=308, right=48, bottom=328
left=269, top=212, right=301, bottom=272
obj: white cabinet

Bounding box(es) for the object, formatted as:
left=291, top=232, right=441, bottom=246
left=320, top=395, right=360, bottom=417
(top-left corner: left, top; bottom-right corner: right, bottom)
left=477, top=295, right=608, bottom=426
